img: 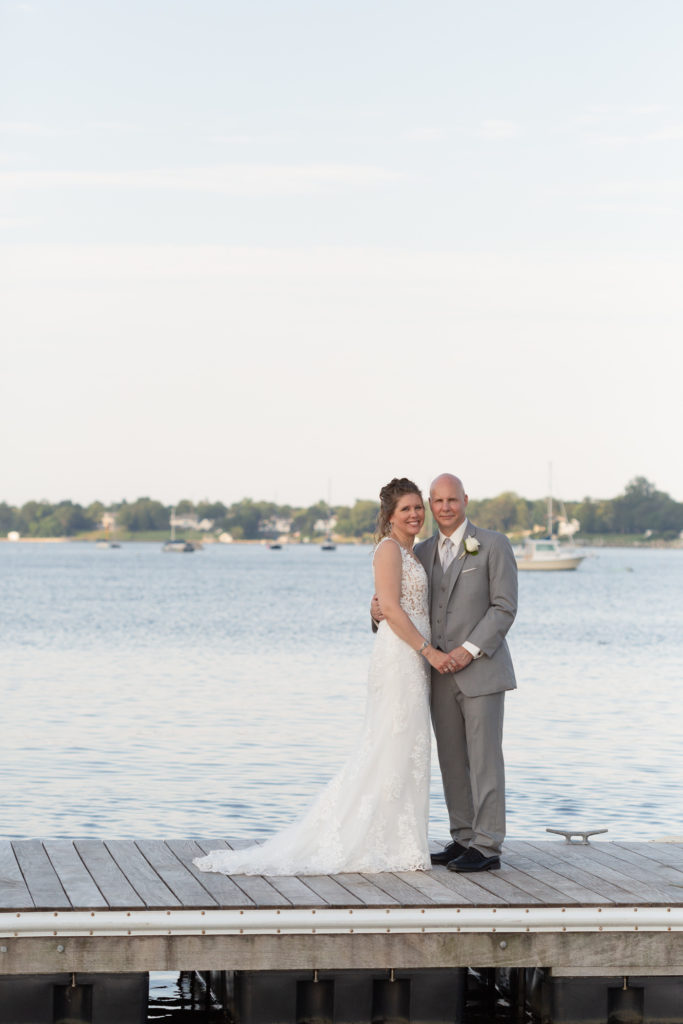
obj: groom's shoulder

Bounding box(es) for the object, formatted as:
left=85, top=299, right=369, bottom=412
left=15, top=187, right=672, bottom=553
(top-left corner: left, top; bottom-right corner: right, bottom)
left=415, top=533, right=437, bottom=550
left=414, top=533, right=437, bottom=558
left=470, top=523, right=514, bottom=552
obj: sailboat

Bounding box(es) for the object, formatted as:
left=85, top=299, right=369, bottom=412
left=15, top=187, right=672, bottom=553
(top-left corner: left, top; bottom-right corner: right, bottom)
left=515, top=474, right=584, bottom=571
left=96, top=520, right=121, bottom=549
left=320, top=483, right=336, bottom=550
left=162, top=508, right=195, bottom=553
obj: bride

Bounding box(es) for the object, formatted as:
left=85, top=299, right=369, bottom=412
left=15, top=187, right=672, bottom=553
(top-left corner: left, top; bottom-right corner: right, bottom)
left=193, top=477, right=451, bottom=876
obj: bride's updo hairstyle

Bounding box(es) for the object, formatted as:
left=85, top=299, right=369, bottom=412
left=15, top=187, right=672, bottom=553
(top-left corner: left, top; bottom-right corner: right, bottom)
left=375, top=477, right=423, bottom=543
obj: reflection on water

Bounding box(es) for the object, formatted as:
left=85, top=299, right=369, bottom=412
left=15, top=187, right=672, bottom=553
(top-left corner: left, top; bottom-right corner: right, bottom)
left=1, top=542, right=682, bottom=841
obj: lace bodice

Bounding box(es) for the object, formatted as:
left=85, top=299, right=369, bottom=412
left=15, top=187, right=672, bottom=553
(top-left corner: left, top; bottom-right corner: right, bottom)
left=373, top=537, right=430, bottom=630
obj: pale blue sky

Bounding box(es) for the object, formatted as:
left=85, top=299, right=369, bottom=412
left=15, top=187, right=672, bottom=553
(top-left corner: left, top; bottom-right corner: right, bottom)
left=2, top=1, right=682, bottom=508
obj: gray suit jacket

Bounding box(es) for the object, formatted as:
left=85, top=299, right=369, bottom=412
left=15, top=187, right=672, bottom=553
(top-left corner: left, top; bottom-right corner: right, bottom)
left=415, top=523, right=517, bottom=698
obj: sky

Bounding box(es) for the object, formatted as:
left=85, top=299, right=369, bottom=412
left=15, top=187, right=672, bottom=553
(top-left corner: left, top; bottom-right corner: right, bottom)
left=2, top=0, right=683, bottom=510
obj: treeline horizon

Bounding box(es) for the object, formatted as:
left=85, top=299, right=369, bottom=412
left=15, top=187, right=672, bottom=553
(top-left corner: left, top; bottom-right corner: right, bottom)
left=2, top=477, right=682, bottom=541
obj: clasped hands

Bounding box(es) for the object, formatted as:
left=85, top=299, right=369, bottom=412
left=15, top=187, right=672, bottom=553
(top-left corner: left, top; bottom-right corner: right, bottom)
left=370, top=595, right=473, bottom=675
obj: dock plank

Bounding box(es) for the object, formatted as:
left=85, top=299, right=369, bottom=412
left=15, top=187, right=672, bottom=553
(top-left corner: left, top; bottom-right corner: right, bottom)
left=577, top=843, right=683, bottom=900
left=610, top=841, right=683, bottom=874
left=329, top=873, right=399, bottom=907
left=455, top=865, right=542, bottom=905
left=362, top=872, right=434, bottom=906
left=166, top=839, right=255, bottom=908
left=0, top=841, right=33, bottom=910
left=291, top=874, right=363, bottom=907
left=616, top=841, right=683, bottom=872
left=105, top=841, right=182, bottom=909
left=12, top=840, right=70, bottom=909
left=194, top=840, right=290, bottom=907
left=505, top=842, right=607, bottom=903
left=539, top=842, right=675, bottom=903
left=394, top=870, right=472, bottom=905
left=236, top=843, right=333, bottom=905
left=525, top=840, right=650, bottom=904
left=43, top=841, right=108, bottom=909
left=496, top=858, right=580, bottom=905
left=260, top=875, right=327, bottom=907
left=510, top=841, right=626, bottom=904
left=427, top=867, right=506, bottom=905
left=135, top=841, right=220, bottom=909
left=74, top=841, right=145, bottom=909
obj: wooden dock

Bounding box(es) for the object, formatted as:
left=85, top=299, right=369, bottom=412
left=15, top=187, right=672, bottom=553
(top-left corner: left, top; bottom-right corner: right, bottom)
left=1, top=839, right=682, bottom=978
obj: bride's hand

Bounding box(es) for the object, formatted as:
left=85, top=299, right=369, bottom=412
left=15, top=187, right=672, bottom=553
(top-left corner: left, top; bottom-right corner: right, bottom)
left=424, top=647, right=451, bottom=673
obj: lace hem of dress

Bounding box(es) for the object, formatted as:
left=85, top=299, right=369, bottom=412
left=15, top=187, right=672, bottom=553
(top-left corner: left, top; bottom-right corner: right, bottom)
left=193, top=847, right=431, bottom=876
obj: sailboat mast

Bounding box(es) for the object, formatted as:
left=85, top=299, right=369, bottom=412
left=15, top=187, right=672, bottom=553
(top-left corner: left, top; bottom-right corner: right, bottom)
left=547, top=463, right=553, bottom=537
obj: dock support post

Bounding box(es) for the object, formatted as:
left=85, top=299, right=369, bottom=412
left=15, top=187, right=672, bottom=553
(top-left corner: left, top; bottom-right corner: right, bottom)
left=53, top=974, right=93, bottom=1024
left=372, top=971, right=410, bottom=1024
left=608, top=977, right=644, bottom=1024
left=296, top=971, right=334, bottom=1024
left=510, top=967, right=527, bottom=1020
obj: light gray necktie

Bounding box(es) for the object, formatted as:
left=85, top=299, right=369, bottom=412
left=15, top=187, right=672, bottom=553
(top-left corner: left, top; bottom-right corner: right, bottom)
left=441, top=537, right=454, bottom=571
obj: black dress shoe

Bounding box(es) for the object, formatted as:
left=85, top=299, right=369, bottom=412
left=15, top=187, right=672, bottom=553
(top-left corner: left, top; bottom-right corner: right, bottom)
left=430, top=840, right=468, bottom=865
left=447, top=847, right=501, bottom=872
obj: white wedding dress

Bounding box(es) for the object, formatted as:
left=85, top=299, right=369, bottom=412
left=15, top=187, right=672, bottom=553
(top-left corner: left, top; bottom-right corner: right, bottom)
left=193, top=538, right=432, bottom=875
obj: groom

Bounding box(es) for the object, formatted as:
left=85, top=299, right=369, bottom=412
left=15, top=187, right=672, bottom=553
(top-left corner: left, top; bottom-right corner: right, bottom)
left=373, top=473, right=517, bottom=872
left=420, top=474, right=517, bottom=871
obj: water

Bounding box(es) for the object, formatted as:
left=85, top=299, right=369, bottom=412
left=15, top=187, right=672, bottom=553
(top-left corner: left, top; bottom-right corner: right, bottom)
left=2, top=540, right=682, bottom=1018
left=2, top=541, right=681, bottom=842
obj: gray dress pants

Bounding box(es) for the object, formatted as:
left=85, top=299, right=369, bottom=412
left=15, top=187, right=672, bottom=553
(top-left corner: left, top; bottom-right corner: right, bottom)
left=430, top=670, right=506, bottom=856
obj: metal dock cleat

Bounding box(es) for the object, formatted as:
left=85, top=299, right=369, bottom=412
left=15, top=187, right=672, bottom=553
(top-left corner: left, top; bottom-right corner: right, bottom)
left=546, top=827, right=608, bottom=845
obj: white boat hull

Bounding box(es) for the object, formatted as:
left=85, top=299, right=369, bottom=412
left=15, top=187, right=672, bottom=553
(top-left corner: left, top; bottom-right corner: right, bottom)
left=516, top=555, right=584, bottom=571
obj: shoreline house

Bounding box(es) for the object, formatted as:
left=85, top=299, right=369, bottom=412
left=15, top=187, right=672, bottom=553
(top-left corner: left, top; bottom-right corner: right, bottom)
left=169, top=512, right=215, bottom=532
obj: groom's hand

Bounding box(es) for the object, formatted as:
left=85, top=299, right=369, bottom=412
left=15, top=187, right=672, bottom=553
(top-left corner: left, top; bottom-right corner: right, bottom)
left=446, top=646, right=474, bottom=672
left=371, top=594, right=384, bottom=623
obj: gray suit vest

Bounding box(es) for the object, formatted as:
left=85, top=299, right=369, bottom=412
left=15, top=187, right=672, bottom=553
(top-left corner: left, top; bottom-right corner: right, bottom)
left=430, top=547, right=459, bottom=651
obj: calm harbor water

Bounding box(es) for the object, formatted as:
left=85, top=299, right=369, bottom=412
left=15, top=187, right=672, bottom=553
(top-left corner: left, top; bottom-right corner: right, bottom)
left=2, top=540, right=681, bottom=842
left=2, top=540, right=682, bottom=1019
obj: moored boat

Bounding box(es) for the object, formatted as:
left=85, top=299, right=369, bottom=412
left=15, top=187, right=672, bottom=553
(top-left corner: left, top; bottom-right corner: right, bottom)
left=515, top=472, right=584, bottom=570
left=162, top=507, right=195, bottom=552
left=162, top=539, right=195, bottom=553
left=515, top=537, right=584, bottom=571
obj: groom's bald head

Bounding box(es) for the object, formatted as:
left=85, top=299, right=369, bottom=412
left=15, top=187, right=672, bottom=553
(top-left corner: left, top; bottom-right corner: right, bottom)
left=430, top=473, right=465, bottom=497
left=429, top=474, right=468, bottom=536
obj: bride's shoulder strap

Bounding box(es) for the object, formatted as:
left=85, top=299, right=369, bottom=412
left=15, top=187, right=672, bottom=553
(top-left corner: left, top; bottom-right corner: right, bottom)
left=372, top=536, right=401, bottom=565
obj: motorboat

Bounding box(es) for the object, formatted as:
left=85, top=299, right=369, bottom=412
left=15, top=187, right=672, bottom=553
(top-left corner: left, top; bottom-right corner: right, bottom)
left=321, top=535, right=336, bottom=551
left=515, top=472, right=584, bottom=570
left=515, top=537, right=584, bottom=571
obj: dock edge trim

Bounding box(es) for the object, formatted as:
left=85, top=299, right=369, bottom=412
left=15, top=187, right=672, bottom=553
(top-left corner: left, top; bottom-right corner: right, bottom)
left=0, top=906, right=681, bottom=939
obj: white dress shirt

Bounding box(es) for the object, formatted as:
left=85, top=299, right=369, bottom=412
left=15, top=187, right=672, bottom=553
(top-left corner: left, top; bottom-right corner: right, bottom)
left=438, top=519, right=482, bottom=660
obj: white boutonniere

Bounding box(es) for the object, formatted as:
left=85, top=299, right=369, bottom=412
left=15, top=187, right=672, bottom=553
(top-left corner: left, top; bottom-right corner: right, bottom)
left=460, top=535, right=480, bottom=558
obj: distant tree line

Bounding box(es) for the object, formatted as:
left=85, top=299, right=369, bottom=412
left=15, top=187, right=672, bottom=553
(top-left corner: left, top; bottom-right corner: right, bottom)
left=2, top=477, right=682, bottom=541
left=468, top=477, right=683, bottom=540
